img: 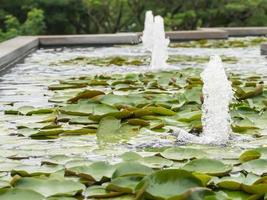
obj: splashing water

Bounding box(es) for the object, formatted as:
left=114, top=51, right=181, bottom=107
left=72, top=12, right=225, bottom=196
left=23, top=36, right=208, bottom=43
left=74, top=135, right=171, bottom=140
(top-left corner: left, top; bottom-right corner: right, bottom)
left=142, top=11, right=169, bottom=69
left=150, top=16, right=169, bottom=69
left=177, top=55, right=233, bottom=145
left=142, top=11, right=154, bottom=52
left=201, top=55, right=233, bottom=143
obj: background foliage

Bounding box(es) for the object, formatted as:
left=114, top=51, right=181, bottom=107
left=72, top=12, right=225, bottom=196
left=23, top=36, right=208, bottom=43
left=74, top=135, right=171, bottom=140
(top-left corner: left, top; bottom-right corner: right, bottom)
left=1, top=0, right=267, bottom=42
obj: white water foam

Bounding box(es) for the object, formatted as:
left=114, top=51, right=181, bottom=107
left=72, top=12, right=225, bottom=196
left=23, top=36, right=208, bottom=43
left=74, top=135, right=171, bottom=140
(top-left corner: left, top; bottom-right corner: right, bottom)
left=150, top=16, right=170, bottom=69
left=177, top=55, right=233, bottom=145
left=142, top=11, right=154, bottom=52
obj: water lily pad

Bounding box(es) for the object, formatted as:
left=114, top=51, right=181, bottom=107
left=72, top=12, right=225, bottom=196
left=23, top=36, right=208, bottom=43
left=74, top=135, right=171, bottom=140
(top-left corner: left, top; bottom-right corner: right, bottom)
left=60, top=102, right=118, bottom=116
left=14, top=177, right=85, bottom=197
left=107, top=176, right=143, bottom=193
left=215, top=173, right=267, bottom=194
left=240, top=159, right=267, bottom=176
left=84, top=185, right=123, bottom=198
left=239, top=150, right=261, bottom=163
left=139, top=156, right=173, bottom=169
left=97, top=117, right=139, bottom=143
left=183, top=158, right=232, bottom=176
left=161, top=147, right=207, bottom=161
left=112, top=162, right=153, bottom=179
left=120, top=152, right=143, bottom=162
left=68, top=90, right=105, bottom=103
left=96, top=116, right=120, bottom=143
left=66, top=161, right=116, bottom=182
left=205, top=190, right=252, bottom=200
left=48, top=83, right=87, bottom=90
left=136, top=169, right=211, bottom=200
left=11, top=164, right=64, bottom=176
left=0, top=188, right=44, bottom=200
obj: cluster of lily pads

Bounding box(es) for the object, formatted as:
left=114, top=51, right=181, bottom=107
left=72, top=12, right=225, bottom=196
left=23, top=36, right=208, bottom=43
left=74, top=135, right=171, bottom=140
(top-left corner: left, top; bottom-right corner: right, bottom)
left=51, top=55, right=238, bottom=67
left=169, top=37, right=267, bottom=48
left=1, top=66, right=267, bottom=199
left=2, top=148, right=267, bottom=200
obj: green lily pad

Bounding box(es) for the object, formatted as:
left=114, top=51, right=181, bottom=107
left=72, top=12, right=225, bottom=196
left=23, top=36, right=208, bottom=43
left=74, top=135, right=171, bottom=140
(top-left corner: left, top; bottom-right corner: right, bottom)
left=161, top=147, right=207, bottom=161
left=112, top=162, right=154, bottom=179
left=139, top=156, right=173, bottom=169
left=97, top=116, right=139, bottom=143
left=60, top=102, right=118, bottom=116
left=177, top=111, right=202, bottom=122
left=183, top=159, right=232, bottom=176
left=136, top=169, right=212, bottom=200
left=96, top=116, right=120, bottom=143
left=84, top=185, right=123, bottom=198
left=204, top=190, right=252, bottom=200
left=66, top=161, right=116, bottom=182
left=48, top=83, right=87, bottom=90
left=14, top=177, right=85, bottom=197
left=215, top=173, right=267, bottom=194
left=68, top=90, right=105, bottom=103
left=120, top=152, right=143, bottom=162
left=240, top=159, right=267, bottom=176
left=0, top=188, right=44, bottom=200
left=11, top=164, right=64, bottom=176
left=107, top=176, right=143, bottom=193
left=239, top=150, right=261, bottom=163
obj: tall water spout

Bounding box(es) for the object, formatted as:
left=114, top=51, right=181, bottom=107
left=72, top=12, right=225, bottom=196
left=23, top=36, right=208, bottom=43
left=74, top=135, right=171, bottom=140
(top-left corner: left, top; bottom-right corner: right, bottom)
left=177, top=55, right=233, bottom=145
left=150, top=16, right=169, bottom=69
left=142, top=11, right=154, bottom=52
left=200, top=55, right=233, bottom=144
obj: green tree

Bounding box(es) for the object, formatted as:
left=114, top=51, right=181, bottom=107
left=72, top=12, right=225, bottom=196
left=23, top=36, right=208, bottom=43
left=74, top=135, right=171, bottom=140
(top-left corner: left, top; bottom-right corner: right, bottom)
left=0, top=8, right=45, bottom=42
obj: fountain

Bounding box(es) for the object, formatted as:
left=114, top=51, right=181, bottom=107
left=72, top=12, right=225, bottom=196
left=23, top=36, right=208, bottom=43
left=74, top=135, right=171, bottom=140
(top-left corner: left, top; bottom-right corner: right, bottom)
left=142, top=11, right=169, bottom=69
left=150, top=16, right=170, bottom=69
left=142, top=11, right=154, bottom=52
left=177, top=55, right=233, bottom=145
left=142, top=11, right=233, bottom=144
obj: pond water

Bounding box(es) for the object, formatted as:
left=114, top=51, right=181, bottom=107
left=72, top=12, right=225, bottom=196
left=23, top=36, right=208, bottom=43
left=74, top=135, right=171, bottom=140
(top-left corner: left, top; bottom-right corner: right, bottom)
left=0, top=37, right=267, bottom=199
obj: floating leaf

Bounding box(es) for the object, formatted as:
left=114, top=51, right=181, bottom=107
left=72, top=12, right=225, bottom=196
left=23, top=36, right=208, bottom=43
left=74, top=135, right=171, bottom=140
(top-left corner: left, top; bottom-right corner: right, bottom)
left=96, top=116, right=120, bottom=143
left=183, top=159, right=232, bottom=176
left=136, top=169, right=212, bottom=200
left=177, top=111, right=202, bottom=122
left=239, top=150, right=261, bottom=163
left=49, top=83, right=86, bottom=90
left=240, top=159, right=267, bottom=176
left=0, top=188, right=44, bottom=200
left=127, top=118, right=149, bottom=126
left=235, top=84, right=264, bottom=100
left=68, top=90, right=105, bottom=103
left=14, top=177, right=85, bottom=197
left=107, top=176, right=143, bottom=193
left=60, top=102, right=118, bottom=116
left=215, top=173, right=267, bottom=194
left=66, top=161, right=116, bottom=182
left=112, top=162, right=153, bottom=179
left=139, top=156, right=173, bottom=169
left=161, top=147, right=207, bottom=161
left=85, top=185, right=123, bottom=198
left=11, top=164, right=64, bottom=176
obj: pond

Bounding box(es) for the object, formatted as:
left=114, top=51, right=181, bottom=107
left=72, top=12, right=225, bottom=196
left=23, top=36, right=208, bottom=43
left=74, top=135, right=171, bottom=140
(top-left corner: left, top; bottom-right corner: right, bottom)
left=0, top=37, right=267, bottom=199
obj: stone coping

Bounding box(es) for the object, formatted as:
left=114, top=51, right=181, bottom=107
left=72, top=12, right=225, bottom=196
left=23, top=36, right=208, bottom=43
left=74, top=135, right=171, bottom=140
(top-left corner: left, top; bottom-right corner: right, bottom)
left=39, top=33, right=141, bottom=46
left=261, top=43, right=267, bottom=55
left=1, top=27, right=267, bottom=70
left=218, top=27, right=267, bottom=36
left=0, top=36, right=39, bottom=72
